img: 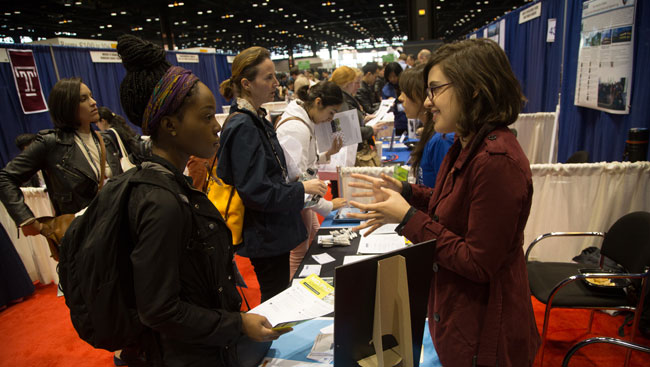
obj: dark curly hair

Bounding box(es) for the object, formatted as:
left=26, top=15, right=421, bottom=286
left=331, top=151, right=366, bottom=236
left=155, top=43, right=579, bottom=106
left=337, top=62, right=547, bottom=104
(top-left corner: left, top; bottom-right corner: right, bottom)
left=116, top=34, right=172, bottom=137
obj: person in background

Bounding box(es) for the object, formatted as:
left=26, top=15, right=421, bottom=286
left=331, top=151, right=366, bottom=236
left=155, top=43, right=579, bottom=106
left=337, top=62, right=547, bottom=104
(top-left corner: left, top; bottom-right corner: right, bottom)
left=347, top=39, right=540, bottom=367
left=117, top=34, right=285, bottom=367
left=397, top=52, right=408, bottom=70
left=14, top=133, right=42, bottom=187
left=355, top=62, right=380, bottom=114
left=382, top=62, right=408, bottom=136
left=374, top=64, right=386, bottom=99
left=417, top=48, right=432, bottom=65
left=320, top=70, right=330, bottom=80
left=276, top=81, right=347, bottom=279
left=218, top=46, right=327, bottom=303
left=0, top=77, right=122, bottom=237
left=98, top=106, right=141, bottom=157
left=398, top=66, right=454, bottom=188
left=407, top=54, right=416, bottom=68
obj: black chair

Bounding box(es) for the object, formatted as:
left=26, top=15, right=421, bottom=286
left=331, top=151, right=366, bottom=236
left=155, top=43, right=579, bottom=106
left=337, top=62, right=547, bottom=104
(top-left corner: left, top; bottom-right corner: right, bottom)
left=562, top=337, right=650, bottom=366
left=566, top=150, right=590, bottom=163
left=526, top=211, right=650, bottom=366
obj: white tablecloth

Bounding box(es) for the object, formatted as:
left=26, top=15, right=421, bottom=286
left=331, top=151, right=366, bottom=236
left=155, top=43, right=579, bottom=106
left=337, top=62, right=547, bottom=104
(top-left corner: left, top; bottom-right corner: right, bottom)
left=0, top=188, right=58, bottom=284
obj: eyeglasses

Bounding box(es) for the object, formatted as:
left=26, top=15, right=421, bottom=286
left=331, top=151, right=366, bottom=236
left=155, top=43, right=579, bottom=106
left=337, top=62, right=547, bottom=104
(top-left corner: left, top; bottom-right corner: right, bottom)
left=427, top=82, right=453, bottom=100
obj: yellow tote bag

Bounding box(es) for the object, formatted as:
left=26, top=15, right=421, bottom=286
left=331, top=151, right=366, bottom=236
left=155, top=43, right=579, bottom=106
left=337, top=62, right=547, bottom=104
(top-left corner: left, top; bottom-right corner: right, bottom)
left=205, top=158, right=245, bottom=246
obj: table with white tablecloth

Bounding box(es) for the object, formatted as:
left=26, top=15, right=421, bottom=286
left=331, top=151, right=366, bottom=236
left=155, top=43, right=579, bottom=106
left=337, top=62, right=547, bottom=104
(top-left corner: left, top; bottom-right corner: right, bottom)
left=0, top=188, right=58, bottom=284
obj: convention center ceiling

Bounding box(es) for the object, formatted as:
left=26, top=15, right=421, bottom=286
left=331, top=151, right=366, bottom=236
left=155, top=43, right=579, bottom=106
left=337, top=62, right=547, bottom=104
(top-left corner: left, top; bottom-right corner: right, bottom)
left=2, top=0, right=530, bottom=52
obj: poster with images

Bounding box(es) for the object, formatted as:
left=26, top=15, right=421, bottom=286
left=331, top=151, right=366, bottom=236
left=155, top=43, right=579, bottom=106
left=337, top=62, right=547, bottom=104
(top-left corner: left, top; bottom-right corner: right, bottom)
left=482, top=19, right=506, bottom=50
left=574, top=0, right=636, bottom=114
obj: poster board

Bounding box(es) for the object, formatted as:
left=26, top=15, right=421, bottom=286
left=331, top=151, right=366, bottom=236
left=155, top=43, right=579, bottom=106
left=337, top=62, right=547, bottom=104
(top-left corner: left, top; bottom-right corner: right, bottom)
left=574, top=0, right=636, bottom=114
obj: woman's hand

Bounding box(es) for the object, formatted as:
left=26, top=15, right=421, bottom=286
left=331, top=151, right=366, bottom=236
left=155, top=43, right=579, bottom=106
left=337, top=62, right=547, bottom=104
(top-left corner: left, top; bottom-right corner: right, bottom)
left=348, top=173, right=402, bottom=202
left=21, top=220, right=42, bottom=236
left=241, top=313, right=291, bottom=342
left=348, top=187, right=411, bottom=236
left=302, top=179, right=327, bottom=196
left=346, top=173, right=410, bottom=235
left=325, top=136, right=343, bottom=160
left=372, top=122, right=387, bottom=135
left=330, top=197, right=347, bottom=210
left=363, top=114, right=376, bottom=123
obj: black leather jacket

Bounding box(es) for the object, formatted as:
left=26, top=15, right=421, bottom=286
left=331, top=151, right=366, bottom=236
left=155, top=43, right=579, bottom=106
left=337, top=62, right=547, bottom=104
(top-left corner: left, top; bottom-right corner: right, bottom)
left=0, top=128, right=122, bottom=225
left=355, top=80, right=379, bottom=114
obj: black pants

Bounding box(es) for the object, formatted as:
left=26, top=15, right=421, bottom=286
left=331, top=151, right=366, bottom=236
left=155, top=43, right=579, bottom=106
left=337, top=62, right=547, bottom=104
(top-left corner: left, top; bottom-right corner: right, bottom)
left=249, top=252, right=290, bottom=303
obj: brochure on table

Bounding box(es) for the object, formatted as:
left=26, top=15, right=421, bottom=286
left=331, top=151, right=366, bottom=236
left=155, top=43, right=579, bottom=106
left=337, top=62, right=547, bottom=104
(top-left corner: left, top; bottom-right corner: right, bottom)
left=249, top=274, right=334, bottom=330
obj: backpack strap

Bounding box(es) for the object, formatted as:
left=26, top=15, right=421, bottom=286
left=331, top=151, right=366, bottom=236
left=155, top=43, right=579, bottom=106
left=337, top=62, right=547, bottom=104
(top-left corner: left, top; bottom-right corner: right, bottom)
left=275, top=116, right=312, bottom=135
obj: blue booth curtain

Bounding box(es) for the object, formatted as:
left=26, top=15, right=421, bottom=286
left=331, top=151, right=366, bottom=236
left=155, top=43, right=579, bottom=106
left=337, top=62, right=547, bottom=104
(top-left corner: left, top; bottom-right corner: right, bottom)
left=0, top=44, right=58, bottom=167
left=51, top=45, right=134, bottom=132
left=557, top=0, right=650, bottom=162
left=166, top=52, right=231, bottom=113
left=214, top=54, right=233, bottom=111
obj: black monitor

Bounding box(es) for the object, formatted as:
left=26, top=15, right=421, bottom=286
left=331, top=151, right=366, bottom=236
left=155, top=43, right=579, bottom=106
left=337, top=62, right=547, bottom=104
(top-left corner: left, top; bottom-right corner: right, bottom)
left=334, top=239, right=436, bottom=366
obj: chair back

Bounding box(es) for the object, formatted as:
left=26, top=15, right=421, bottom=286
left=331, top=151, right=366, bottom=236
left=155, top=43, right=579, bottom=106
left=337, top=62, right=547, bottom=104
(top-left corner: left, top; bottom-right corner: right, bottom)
left=601, top=211, right=650, bottom=273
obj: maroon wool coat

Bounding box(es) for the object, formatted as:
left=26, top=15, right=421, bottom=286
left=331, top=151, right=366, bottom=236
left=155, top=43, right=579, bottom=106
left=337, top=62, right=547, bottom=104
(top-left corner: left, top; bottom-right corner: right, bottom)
left=401, top=127, right=541, bottom=367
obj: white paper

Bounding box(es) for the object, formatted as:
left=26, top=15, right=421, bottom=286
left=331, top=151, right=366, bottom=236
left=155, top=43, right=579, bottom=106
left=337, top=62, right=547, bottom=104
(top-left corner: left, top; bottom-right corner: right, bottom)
left=317, top=235, right=333, bottom=244
left=313, top=109, right=362, bottom=152
left=248, top=283, right=332, bottom=327
left=342, top=255, right=376, bottom=265
left=312, top=253, right=336, bottom=265
left=319, top=324, right=334, bottom=334
left=298, top=264, right=322, bottom=278
left=307, top=332, right=334, bottom=363
left=357, top=233, right=407, bottom=254
left=366, top=99, right=394, bottom=127
left=317, top=143, right=357, bottom=173
left=361, top=223, right=398, bottom=236
left=259, top=357, right=331, bottom=366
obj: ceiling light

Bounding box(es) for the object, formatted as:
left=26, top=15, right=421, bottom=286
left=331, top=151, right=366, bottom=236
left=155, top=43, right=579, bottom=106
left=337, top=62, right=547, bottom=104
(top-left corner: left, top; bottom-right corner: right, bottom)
left=379, top=4, right=384, bottom=7
left=207, top=10, right=212, bottom=13
left=120, top=11, right=126, bottom=15
left=278, top=8, right=283, bottom=11
left=111, top=12, right=117, bottom=16
left=197, top=11, right=203, bottom=14
left=107, top=24, right=112, bottom=27
left=253, top=3, right=258, bottom=7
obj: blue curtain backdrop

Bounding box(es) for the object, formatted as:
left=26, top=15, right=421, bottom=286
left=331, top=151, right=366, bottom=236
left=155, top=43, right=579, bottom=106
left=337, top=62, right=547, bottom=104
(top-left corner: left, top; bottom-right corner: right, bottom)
left=557, top=0, right=650, bottom=162
left=0, top=44, right=58, bottom=166
left=0, top=44, right=233, bottom=167
left=473, top=0, right=650, bottom=162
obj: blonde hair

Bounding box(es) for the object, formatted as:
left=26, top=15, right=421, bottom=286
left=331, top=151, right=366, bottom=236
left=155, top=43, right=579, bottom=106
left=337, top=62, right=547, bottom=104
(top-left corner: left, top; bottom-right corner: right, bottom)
left=329, top=66, right=357, bottom=87
left=220, top=46, right=271, bottom=100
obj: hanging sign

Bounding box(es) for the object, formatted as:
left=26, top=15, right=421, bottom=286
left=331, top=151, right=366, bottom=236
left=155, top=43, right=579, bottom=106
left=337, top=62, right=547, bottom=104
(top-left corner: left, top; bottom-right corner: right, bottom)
left=574, top=0, right=636, bottom=114
left=519, top=2, right=542, bottom=24
left=8, top=49, right=48, bottom=114
left=90, top=51, right=122, bottom=63
left=298, top=60, right=311, bottom=71
left=176, top=53, right=199, bottom=63
left=547, top=18, right=557, bottom=42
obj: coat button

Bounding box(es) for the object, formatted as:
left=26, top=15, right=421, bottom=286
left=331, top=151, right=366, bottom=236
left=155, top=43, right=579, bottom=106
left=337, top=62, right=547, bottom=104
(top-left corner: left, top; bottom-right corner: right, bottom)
left=218, top=286, right=223, bottom=292
left=432, top=263, right=439, bottom=272
left=433, top=313, right=440, bottom=322
left=487, top=135, right=497, bottom=141
left=194, top=203, right=200, bottom=209
left=209, top=223, right=215, bottom=229
left=228, top=275, right=232, bottom=280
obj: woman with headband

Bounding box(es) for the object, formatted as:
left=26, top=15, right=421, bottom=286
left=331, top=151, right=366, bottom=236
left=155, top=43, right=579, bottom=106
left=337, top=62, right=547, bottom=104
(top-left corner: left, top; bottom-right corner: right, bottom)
left=217, top=47, right=327, bottom=302
left=116, top=35, right=285, bottom=367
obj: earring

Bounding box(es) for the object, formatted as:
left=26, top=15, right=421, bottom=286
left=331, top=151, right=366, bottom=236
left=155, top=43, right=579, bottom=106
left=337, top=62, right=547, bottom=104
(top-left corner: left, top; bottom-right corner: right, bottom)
left=171, top=131, right=177, bottom=136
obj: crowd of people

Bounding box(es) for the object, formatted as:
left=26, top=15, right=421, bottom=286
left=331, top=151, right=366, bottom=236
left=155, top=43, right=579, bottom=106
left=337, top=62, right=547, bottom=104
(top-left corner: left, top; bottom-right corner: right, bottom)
left=0, top=37, right=540, bottom=367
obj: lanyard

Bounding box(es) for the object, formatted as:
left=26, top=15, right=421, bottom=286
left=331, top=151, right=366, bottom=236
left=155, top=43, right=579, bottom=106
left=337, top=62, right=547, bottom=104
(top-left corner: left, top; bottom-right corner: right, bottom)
left=74, top=131, right=101, bottom=179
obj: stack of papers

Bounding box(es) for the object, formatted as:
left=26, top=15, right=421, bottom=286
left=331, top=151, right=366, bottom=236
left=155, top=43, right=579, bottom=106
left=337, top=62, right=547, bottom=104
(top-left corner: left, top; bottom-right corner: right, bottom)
left=249, top=274, right=334, bottom=329
left=307, top=324, right=334, bottom=363
left=357, top=224, right=407, bottom=254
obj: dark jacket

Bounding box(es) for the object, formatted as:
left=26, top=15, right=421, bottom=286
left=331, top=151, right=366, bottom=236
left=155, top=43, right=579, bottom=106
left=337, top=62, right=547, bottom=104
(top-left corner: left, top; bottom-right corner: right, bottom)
left=401, top=127, right=540, bottom=367
left=0, top=128, right=122, bottom=225
left=355, top=80, right=379, bottom=114
left=128, top=156, right=242, bottom=366
left=217, top=103, right=306, bottom=258
left=340, top=91, right=373, bottom=143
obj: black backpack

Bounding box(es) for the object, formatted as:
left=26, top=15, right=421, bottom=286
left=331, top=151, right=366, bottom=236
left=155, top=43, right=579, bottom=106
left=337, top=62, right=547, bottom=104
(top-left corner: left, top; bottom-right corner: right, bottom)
left=58, top=166, right=180, bottom=351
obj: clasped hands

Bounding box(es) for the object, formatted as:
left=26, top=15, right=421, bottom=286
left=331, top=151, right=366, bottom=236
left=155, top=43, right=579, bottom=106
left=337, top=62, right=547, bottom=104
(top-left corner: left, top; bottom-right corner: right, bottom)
left=346, top=173, right=411, bottom=236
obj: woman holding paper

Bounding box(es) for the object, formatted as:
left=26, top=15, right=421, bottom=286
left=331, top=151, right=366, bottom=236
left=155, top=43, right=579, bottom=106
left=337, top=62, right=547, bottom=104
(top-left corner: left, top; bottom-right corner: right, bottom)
left=276, top=81, right=348, bottom=279
left=346, top=39, right=540, bottom=367
left=218, top=46, right=327, bottom=302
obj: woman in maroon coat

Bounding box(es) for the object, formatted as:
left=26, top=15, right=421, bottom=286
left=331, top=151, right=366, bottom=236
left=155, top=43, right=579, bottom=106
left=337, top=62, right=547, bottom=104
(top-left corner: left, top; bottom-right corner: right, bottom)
left=348, top=39, right=541, bottom=367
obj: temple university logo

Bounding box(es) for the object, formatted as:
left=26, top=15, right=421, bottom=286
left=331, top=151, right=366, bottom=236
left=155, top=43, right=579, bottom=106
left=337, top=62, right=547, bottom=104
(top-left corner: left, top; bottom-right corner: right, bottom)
left=8, top=49, right=48, bottom=114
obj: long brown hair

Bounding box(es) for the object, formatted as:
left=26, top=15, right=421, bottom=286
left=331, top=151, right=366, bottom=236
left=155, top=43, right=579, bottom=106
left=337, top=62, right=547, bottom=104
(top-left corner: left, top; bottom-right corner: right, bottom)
left=423, top=39, right=525, bottom=156
left=400, top=66, right=432, bottom=176
left=220, top=47, right=271, bottom=100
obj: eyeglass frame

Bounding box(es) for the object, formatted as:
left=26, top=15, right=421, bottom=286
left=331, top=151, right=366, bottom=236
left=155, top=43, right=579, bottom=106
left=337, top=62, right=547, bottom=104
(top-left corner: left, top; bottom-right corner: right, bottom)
left=426, top=82, right=453, bottom=101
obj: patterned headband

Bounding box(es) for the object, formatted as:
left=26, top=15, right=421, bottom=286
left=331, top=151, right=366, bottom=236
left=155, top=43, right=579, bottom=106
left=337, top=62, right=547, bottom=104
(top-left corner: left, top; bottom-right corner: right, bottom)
left=142, top=66, right=199, bottom=135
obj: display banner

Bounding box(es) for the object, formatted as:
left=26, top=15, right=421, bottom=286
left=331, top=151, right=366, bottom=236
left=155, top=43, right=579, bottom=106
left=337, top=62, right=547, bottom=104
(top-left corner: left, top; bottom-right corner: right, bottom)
left=574, top=0, right=636, bottom=114
left=176, top=54, right=199, bottom=63
left=8, top=49, right=48, bottom=114
left=90, top=51, right=122, bottom=63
